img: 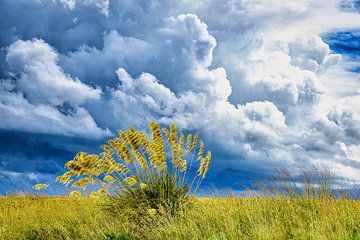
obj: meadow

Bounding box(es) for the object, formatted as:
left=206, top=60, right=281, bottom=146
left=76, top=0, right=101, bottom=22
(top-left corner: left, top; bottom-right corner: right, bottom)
left=1, top=195, right=360, bottom=240
left=1, top=122, right=360, bottom=239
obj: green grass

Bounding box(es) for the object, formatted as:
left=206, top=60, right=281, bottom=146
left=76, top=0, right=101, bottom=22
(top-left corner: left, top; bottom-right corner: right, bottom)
left=1, top=196, right=360, bottom=240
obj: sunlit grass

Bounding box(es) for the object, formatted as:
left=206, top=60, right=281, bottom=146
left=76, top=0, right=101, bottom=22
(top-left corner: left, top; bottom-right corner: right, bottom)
left=3, top=121, right=359, bottom=240
left=1, top=196, right=360, bottom=240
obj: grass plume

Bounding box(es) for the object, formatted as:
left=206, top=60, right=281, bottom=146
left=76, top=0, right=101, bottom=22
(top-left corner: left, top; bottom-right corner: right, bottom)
left=56, top=121, right=212, bottom=216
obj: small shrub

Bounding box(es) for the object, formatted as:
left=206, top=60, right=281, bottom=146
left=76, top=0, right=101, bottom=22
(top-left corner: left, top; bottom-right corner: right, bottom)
left=56, top=121, right=211, bottom=217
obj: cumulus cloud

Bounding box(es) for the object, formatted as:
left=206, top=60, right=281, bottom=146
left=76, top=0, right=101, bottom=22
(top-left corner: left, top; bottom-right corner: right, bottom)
left=60, top=31, right=154, bottom=87
left=0, top=38, right=110, bottom=138
left=6, top=39, right=101, bottom=106
left=0, top=83, right=110, bottom=138
left=59, top=14, right=232, bottom=99
left=59, top=0, right=109, bottom=16
left=103, top=66, right=301, bottom=174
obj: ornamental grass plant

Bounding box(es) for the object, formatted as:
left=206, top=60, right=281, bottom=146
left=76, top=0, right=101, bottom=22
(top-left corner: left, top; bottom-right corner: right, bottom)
left=56, top=121, right=211, bottom=217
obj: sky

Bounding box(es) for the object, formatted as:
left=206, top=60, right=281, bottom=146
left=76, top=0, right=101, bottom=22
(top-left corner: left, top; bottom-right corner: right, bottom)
left=0, top=0, right=360, bottom=195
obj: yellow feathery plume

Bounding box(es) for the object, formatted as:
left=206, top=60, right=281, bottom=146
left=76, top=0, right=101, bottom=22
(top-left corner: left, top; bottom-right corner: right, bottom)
left=66, top=160, right=81, bottom=172
left=124, top=176, right=139, bottom=186
left=140, top=183, right=148, bottom=190
left=107, top=139, right=118, bottom=149
left=186, top=133, right=192, bottom=154
left=55, top=175, right=64, bottom=183
left=198, top=157, right=206, bottom=176
left=149, top=122, right=166, bottom=168
left=133, top=149, right=148, bottom=170
left=147, top=208, right=157, bottom=216
left=176, top=132, right=184, bottom=166
left=138, top=131, right=151, bottom=149
left=76, top=152, right=86, bottom=162
left=180, top=160, right=187, bottom=172
left=124, top=130, right=148, bottom=170
left=63, top=171, right=77, bottom=177
left=192, top=134, right=198, bottom=151
left=102, top=152, right=116, bottom=165
left=87, top=154, right=100, bottom=165
left=69, top=191, right=81, bottom=197
left=112, top=163, right=130, bottom=174
left=89, top=168, right=103, bottom=176
left=100, top=181, right=110, bottom=188
left=90, top=192, right=99, bottom=198
left=138, top=132, right=156, bottom=167
left=72, top=154, right=100, bottom=176
left=56, top=121, right=212, bottom=201
left=169, top=123, right=177, bottom=144
left=123, top=129, right=135, bottom=149
left=113, top=137, right=134, bottom=164
left=56, top=176, right=72, bottom=186
left=32, top=184, right=49, bottom=190
left=97, top=188, right=110, bottom=196
left=197, top=140, right=204, bottom=160
left=129, top=127, right=142, bottom=149
left=179, top=132, right=184, bottom=148
left=121, top=146, right=134, bottom=164
left=101, top=144, right=114, bottom=155
left=168, top=123, right=180, bottom=167
left=148, top=144, right=159, bottom=167
left=112, top=136, right=125, bottom=158
left=103, top=175, right=116, bottom=184
left=119, top=130, right=128, bottom=142
left=162, top=127, right=169, bottom=136
left=72, top=177, right=95, bottom=189
left=203, top=151, right=212, bottom=178
left=97, top=160, right=110, bottom=172
left=65, top=160, right=75, bottom=168
left=80, top=159, right=91, bottom=169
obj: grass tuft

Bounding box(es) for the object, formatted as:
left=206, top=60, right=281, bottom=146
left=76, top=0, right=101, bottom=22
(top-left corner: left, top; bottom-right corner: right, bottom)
left=56, top=121, right=212, bottom=218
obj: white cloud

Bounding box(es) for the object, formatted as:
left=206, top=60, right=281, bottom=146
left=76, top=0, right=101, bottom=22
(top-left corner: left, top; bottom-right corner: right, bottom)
left=0, top=83, right=111, bottom=138
left=60, top=31, right=154, bottom=87
left=103, top=67, right=297, bottom=173
left=58, top=0, right=109, bottom=16
left=154, top=14, right=232, bottom=100
left=58, top=0, right=76, bottom=9
left=1, top=39, right=110, bottom=138
left=6, top=39, right=102, bottom=106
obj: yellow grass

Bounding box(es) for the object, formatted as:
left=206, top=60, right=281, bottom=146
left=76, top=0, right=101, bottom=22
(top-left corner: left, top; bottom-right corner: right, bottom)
left=1, top=196, right=360, bottom=239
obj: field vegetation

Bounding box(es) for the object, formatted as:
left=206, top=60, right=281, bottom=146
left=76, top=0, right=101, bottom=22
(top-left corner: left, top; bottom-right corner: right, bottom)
left=1, top=122, right=360, bottom=239
left=1, top=195, right=360, bottom=239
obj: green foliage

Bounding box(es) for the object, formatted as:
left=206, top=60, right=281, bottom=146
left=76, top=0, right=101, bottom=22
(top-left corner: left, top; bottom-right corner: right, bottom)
left=103, top=174, right=191, bottom=218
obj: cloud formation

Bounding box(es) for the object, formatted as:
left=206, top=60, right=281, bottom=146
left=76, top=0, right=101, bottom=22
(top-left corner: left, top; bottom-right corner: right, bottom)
left=1, top=38, right=110, bottom=138
left=7, top=39, right=101, bottom=105
left=0, top=0, right=360, bottom=193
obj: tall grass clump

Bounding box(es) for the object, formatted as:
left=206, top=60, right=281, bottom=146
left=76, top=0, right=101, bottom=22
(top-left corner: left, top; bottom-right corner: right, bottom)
left=253, top=165, right=358, bottom=200
left=56, top=121, right=211, bottom=217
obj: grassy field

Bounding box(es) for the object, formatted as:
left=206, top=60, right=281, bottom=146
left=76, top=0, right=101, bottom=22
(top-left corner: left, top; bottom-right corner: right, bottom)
left=2, top=125, right=358, bottom=239
left=1, top=196, right=360, bottom=240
